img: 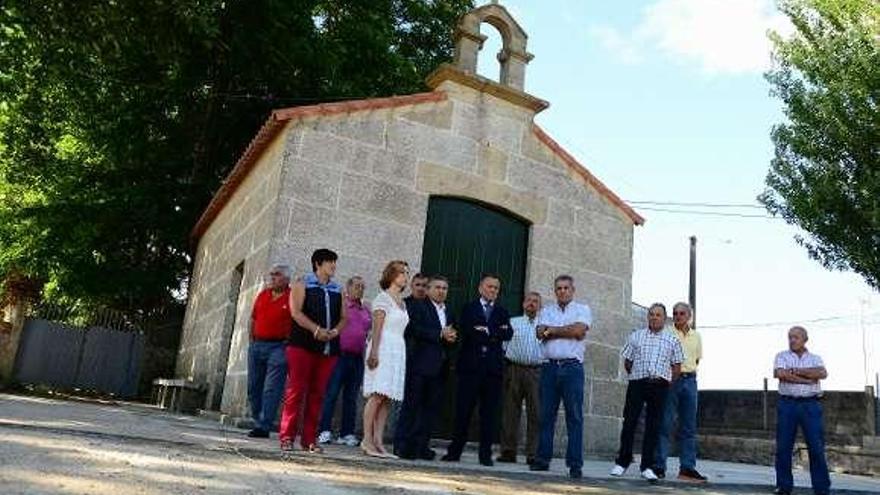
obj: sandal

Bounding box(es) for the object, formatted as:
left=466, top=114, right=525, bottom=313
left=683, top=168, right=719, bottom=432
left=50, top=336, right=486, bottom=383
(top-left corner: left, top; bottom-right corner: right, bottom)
left=376, top=445, right=398, bottom=459
left=307, top=443, right=324, bottom=454
left=360, top=441, right=382, bottom=457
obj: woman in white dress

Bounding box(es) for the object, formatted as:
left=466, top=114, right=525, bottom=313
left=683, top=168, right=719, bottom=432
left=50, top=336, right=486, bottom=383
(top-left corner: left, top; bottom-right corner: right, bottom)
left=361, top=260, right=409, bottom=458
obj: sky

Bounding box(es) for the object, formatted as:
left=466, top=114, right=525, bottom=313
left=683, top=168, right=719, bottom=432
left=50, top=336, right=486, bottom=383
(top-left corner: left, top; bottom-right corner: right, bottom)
left=476, top=0, right=880, bottom=391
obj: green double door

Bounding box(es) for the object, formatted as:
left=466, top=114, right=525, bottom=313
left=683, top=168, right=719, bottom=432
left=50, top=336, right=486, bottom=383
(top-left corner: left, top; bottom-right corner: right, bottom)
left=420, top=196, right=529, bottom=320
left=420, top=196, right=529, bottom=439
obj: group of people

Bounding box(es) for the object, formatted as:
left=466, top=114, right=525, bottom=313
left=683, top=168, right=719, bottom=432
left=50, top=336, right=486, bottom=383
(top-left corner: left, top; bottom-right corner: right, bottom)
left=246, top=248, right=593, bottom=477
left=246, top=248, right=832, bottom=492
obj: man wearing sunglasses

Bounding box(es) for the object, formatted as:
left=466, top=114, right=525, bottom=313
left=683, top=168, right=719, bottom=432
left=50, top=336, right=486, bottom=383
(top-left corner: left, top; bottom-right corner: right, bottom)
left=654, top=302, right=706, bottom=482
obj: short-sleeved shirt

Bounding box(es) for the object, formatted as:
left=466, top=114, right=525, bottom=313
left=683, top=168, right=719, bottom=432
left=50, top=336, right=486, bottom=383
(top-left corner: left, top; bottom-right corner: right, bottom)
left=537, top=301, right=592, bottom=362
left=339, top=298, right=371, bottom=355
left=251, top=287, right=292, bottom=341
left=622, top=328, right=685, bottom=382
left=774, top=349, right=825, bottom=398
left=671, top=325, right=702, bottom=373
left=504, top=315, right=545, bottom=366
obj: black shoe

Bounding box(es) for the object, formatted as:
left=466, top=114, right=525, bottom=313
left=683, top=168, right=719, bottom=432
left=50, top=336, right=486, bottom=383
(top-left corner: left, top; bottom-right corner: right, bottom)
left=480, top=458, right=494, bottom=467
left=569, top=468, right=583, bottom=479
left=773, top=488, right=791, bottom=495
left=529, top=462, right=550, bottom=471
left=398, top=450, right=417, bottom=460
left=678, top=468, right=707, bottom=483
left=653, top=467, right=666, bottom=479
left=418, top=449, right=436, bottom=461
left=441, top=453, right=459, bottom=462
left=496, top=453, right=517, bottom=463
left=247, top=428, right=269, bottom=438
left=526, top=456, right=536, bottom=466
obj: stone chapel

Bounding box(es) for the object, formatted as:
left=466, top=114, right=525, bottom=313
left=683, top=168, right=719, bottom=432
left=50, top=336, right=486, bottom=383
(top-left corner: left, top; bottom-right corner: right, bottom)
left=176, top=2, right=644, bottom=455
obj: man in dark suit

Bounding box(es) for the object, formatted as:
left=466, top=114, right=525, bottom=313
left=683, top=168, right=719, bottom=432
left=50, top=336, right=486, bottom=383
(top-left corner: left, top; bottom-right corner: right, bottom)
left=442, top=274, right=513, bottom=466
left=398, top=275, right=458, bottom=460
left=394, top=273, right=430, bottom=455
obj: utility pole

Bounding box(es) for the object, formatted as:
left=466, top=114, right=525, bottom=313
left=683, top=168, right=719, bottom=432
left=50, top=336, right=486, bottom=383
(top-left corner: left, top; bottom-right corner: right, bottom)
left=689, top=235, right=697, bottom=328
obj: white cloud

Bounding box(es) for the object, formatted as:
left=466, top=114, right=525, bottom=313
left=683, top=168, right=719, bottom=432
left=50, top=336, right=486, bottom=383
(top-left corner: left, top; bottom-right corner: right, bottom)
left=591, top=0, right=793, bottom=75
left=589, top=25, right=643, bottom=65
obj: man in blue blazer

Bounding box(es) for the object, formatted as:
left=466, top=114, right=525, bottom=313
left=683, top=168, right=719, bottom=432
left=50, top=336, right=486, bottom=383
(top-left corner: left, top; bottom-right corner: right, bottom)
left=398, top=275, right=458, bottom=460
left=442, top=274, right=513, bottom=466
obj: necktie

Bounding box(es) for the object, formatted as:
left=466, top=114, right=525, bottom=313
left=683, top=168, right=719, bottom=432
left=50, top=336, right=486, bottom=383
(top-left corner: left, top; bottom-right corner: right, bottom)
left=483, top=302, right=492, bottom=321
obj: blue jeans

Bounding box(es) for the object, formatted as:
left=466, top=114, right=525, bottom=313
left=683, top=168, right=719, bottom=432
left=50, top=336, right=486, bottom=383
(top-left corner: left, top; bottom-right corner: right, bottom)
left=319, top=353, right=364, bottom=437
left=247, top=340, right=288, bottom=432
left=775, top=397, right=831, bottom=494
left=655, top=374, right=698, bottom=471
left=535, top=360, right=584, bottom=469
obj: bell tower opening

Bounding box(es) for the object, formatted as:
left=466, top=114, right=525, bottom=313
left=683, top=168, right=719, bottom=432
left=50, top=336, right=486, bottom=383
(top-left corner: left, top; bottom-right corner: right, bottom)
left=453, top=1, right=535, bottom=91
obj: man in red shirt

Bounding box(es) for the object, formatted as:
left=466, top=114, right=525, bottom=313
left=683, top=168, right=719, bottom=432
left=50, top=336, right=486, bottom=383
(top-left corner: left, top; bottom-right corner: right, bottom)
left=247, top=264, right=292, bottom=438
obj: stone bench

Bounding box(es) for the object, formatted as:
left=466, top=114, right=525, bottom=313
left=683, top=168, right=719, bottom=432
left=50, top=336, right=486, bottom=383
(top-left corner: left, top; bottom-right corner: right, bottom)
left=152, top=378, right=205, bottom=414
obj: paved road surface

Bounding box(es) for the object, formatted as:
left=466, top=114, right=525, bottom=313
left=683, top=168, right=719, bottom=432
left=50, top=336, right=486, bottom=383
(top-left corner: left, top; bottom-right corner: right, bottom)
left=0, top=394, right=877, bottom=494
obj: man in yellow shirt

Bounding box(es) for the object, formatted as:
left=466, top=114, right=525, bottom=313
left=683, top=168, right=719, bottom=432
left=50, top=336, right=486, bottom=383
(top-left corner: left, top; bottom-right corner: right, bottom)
left=654, top=302, right=707, bottom=482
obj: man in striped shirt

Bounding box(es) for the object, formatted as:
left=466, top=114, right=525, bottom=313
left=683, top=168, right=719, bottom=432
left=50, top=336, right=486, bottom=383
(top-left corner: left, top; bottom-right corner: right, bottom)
left=773, top=326, right=830, bottom=495
left=497, top=292, right=544, bottom=465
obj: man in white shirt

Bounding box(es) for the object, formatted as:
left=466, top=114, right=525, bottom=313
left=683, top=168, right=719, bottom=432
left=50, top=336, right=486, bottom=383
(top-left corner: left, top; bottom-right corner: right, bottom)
left=528, top=275, right=591, bottom=479
left=772, top=326, right=830, bottom=495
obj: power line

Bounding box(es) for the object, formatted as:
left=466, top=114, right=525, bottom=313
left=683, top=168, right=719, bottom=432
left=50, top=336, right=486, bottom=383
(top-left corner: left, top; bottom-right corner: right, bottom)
left=634, top=206, right=779, bottom=219
left=699, top=312, right=880, bottom=329
left=627, top=200, right=765, bottom=209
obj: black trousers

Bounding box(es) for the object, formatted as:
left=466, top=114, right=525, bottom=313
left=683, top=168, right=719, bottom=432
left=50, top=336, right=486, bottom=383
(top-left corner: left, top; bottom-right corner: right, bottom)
left=615, top=378, right=669, bottom=471
left=446, top=371, right=502, bottom=462
left=399, top=370, right=444, bottom=457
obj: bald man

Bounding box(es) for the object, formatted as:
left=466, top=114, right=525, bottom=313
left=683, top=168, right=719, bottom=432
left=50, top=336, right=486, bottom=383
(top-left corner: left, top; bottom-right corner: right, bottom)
left=772, top=326, right=830, bottom=495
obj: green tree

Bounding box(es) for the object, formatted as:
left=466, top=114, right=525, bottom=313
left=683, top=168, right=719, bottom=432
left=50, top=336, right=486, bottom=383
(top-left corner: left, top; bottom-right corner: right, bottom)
left=0, top=0, right=472, bottom=312
left=760, top=0, right=880, bottom=289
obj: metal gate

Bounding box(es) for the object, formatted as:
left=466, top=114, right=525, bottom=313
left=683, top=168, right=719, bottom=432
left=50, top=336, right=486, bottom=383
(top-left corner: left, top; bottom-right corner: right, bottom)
left=13, top=304, right=144, bottom=397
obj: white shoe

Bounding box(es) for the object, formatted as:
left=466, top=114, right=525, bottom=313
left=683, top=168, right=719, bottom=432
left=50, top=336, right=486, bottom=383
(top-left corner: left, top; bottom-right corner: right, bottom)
left=610, top=464, right=626, bottom=477
left=317, top=431, right=333, bottom=444
left=641, top=468, right=659, bottom=481
left=336, top=434, right=358, bottom=447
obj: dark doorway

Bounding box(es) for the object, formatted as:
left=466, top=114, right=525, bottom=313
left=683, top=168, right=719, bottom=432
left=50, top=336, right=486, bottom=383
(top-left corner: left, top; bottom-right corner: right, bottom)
left=421, top=197, right=529, bottom=317
left=419, top=196, right=529, bottom=439
left=208, top=261, right=244, bottom=410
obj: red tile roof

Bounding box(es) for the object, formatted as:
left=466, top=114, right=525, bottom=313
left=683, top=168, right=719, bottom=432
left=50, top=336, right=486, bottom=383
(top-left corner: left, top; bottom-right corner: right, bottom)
left=190, top=92, right=447, bottom=241
left=531, top=125, right=645, bottom=225
left=191, top=90, right=643, bottom=242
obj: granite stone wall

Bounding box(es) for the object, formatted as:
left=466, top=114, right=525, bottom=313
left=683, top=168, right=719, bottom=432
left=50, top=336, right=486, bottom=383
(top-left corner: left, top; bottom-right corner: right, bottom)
left=175, top=130, right=287, bottom=413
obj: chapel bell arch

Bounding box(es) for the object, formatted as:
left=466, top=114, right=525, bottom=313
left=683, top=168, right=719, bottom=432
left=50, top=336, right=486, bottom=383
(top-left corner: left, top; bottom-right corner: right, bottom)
left=453, top=2, right=535, bottom=91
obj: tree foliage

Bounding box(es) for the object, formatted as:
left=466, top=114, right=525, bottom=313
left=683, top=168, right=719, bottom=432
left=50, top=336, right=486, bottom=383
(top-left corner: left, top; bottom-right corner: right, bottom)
left=0, top=0, right=472, bottom=311
left=761, top=0, right=880, bottom=289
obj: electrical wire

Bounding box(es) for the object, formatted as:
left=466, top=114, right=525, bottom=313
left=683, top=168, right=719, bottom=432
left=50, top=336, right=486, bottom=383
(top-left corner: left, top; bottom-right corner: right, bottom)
left=633, top=206, right=779, bottom=219
left=626, top=200, right=766, bottom=209
left=699, top=312, right=880, bottom=329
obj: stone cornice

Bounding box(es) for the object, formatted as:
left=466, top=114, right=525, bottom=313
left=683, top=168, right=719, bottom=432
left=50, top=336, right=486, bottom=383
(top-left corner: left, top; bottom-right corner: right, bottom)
left=425, top=64, right=549, bottom=114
